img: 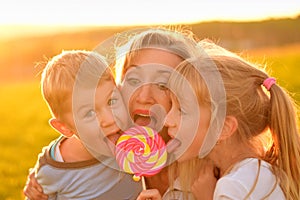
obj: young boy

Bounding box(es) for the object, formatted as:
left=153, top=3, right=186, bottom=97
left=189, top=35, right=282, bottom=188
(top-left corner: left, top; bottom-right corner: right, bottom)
left=27, top=50, right=141, bottom=199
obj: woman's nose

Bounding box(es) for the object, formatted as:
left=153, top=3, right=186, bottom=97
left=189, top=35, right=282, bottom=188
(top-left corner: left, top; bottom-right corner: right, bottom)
left=135, top=84, right=155, bottom=104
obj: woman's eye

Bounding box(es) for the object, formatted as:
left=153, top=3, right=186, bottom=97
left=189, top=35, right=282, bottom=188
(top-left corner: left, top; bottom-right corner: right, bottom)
left=108, top=98, right=118, bottom=106
left=126, top=78, right=141, bottom=86
left=85, top=110, right=96, bottom=118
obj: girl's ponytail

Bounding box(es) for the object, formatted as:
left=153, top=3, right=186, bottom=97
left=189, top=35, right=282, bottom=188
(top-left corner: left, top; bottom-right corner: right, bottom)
left=266, top=79, right=300, bottom=199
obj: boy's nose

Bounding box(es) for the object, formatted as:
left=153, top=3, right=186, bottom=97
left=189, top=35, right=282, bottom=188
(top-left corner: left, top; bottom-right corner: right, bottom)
left=99, top=110, right=115, bottom=128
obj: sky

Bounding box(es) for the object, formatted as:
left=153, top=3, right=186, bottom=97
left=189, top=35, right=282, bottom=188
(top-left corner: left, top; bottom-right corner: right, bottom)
left=1, top=0, right=299, bottom=26
left=0, top=0, right=299, bottom=39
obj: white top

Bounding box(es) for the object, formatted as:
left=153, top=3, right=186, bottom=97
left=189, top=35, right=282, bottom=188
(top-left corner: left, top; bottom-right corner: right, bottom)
left=162, top=179, right=193, bottom=200
left=214, top=158, right=285, bottom=200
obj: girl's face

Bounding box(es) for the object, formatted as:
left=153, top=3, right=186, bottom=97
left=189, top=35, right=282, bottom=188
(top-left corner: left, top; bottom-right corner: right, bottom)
left=165, top=91, right=211, bottom=162
left=120, top=49, right=183, bottom=141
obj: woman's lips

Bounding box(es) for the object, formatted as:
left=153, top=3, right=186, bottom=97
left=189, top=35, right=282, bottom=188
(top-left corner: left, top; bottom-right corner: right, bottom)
left=132, top=109, right=157, bottom=127
left=134, top=114, right=151, bottom=126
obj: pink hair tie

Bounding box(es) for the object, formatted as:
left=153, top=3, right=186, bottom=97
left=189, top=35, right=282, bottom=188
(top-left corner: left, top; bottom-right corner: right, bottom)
left=263, top=77, right=276, bottom=91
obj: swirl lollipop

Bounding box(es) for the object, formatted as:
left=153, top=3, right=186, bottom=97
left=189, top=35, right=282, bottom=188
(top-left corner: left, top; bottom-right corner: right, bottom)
left=115, top=126, right=167, bottom=188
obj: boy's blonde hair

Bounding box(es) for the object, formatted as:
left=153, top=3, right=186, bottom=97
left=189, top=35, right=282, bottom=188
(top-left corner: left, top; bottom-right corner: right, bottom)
left=41, top=50, right=111, bottom=118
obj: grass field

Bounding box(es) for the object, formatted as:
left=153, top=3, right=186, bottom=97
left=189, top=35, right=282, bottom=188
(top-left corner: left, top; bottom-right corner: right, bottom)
left=0, top=82, right=59, bottom=199
left=244, top=43, right=300, bottom=101
left=0, top=45, right=299, bottom=199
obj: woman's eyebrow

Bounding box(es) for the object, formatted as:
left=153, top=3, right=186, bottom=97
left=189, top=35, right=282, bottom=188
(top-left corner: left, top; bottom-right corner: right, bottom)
left=157, top=70, right=171, bottom=75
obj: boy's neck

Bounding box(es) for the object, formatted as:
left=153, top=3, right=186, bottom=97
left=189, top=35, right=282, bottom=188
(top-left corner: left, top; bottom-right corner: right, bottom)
left=60, top=136, right=95, bottom=162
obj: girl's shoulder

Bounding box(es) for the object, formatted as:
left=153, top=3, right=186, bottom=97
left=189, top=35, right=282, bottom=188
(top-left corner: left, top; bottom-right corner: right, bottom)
left=215, top=158, right=285, bottom=200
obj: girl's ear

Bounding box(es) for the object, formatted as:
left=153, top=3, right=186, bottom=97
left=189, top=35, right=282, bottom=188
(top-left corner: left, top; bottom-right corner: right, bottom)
left=49, top=118, right=74, bottom=137
left=219, top=116, right=238, bottom=141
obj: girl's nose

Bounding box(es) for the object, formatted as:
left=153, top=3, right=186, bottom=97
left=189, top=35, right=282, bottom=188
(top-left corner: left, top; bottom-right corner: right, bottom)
left=164, top=109, right=176, bottom=128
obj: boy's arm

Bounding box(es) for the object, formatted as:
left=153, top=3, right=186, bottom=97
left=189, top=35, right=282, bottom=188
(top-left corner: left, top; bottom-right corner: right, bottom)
left=23, top=168, right=48, bottom=200
left=23, top=138, right=60, bottom=200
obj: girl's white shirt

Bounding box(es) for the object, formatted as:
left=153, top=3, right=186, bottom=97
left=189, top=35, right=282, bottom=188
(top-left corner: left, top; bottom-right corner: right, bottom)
left=214, top=158, right=285, bottom=200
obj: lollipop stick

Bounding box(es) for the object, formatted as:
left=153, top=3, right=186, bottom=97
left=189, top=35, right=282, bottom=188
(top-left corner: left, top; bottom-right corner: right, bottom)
left=142, top=176, right=147, bottom=190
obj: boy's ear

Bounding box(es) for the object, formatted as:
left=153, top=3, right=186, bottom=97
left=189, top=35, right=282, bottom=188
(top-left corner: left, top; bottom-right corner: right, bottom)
left=49, top=118, right=74, bottom=137
left=219, top=116, right=238, bottom=141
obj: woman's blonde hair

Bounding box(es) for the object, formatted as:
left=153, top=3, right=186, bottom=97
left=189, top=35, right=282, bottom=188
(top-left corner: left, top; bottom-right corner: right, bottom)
left=41, top=50, right=111, bottom=118
left=114, top=27, right=200, bottom=85
left=169, top=42, right=300, bottom=199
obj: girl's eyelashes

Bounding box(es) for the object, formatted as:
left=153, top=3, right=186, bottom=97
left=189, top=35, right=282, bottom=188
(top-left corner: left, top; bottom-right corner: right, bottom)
left=171, top=96, right=187, bottom=115
left=156, top=82, right=168, bottom=90
left=179, top=107, right=187, bottom=115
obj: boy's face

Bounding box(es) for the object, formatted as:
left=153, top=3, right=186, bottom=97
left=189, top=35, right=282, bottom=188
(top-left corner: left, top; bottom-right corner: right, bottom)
left=67, top=79, right=130, bottom=157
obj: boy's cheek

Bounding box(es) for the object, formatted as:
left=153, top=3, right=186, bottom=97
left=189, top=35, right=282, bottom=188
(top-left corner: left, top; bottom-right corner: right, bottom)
left=112, top=105, right=132, bottom=131
left=77, top=122, right=115, bottom=157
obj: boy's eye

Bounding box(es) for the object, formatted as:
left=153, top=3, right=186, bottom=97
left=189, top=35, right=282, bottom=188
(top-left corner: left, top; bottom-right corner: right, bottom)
left=108, top=98, right=118, bottom=106
left=85, top=110, right=96, bottom=118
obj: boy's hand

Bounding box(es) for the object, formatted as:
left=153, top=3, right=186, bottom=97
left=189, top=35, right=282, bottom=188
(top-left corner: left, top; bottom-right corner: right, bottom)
left=23, top=169, right=48, bottom=200
left=136, top=189, right=162, bottom=200
left=191, top=159, right=217, bottom=200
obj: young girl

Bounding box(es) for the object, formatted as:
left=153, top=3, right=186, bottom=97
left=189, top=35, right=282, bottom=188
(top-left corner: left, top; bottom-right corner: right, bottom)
left=138, top=42, right=300, bottom=199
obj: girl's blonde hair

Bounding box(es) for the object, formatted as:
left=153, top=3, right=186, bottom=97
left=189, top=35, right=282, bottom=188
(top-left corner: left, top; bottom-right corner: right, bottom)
left=167, top=59, right=216, bottom=200
left=41, top=50, right=111, bottom=118
left=169, top=42, right=300, bottom=199
left=212, top=55, right=300, bottom=199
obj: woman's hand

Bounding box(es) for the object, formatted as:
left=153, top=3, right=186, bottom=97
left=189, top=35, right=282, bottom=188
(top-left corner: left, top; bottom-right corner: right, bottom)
left=192, top=159, right=217, bottom=200
left=23, top=169, right=48, bottom=200
left=136, top=189, right=162, bottom=200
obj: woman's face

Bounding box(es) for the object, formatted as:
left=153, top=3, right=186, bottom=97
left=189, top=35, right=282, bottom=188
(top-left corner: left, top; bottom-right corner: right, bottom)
left=119, top=49, right=183, bottom=141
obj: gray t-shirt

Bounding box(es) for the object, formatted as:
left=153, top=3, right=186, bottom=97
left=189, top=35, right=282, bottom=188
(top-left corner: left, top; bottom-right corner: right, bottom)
left=34, top=137, right=142, bottom=200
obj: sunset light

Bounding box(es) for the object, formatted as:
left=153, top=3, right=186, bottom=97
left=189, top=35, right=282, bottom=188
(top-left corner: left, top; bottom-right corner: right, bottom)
left=1, top=0, right=299, bottom=26
left=1, top=1, right=300, bottom=199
